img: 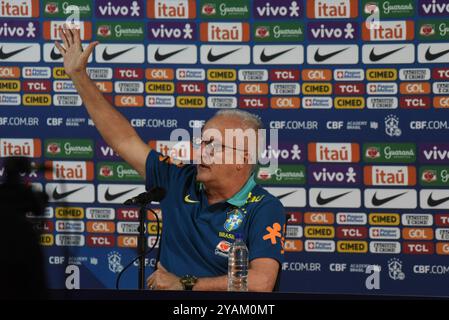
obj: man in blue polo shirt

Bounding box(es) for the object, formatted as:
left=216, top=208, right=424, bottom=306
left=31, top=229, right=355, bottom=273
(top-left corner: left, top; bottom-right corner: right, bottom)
left=145, top=111, right=286, bottom=291
left=56, top=26, right=285, bottom=292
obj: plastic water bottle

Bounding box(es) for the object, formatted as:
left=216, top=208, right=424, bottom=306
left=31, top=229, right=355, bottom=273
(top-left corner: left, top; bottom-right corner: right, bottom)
left=227, top=233, right=248, bottom=291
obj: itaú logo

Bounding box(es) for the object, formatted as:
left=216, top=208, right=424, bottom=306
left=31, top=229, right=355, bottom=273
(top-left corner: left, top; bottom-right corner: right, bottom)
left=1, top=0, right=39, bottom=17
left=0, top=138, right=40, bottom=157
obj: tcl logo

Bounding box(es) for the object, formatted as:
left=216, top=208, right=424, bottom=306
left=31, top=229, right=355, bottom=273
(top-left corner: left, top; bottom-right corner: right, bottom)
left=403, top=242, right=434, bottom=254
left=400, top=97, right=431, bottom=109
left=270, top=70, right=300, bottom=81
left=176, top=82, right=206, bottom=94
left=23, top=80, right=51, bottom=93
left=336, top=227, right=367, bottom=239
left=115, top=68, right=144, bottom=80
left=87, top=235, right=115, bottom=247
left=117, top=208, right=140, bottom=220
left=334, top=83, right=364, bottom=95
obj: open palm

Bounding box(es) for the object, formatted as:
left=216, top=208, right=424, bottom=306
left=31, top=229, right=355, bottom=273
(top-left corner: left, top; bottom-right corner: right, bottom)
left=55, top=24, right=98, bottom=77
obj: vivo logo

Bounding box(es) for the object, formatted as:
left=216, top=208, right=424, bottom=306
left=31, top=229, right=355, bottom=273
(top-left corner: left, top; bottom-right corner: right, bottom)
left=148, top=22, right=195, bottom=40
left=0, top=21, right=38, bottom=39
left=96, top=0, right=142, bottom=18
left=308, top=22, right=357, bottom=40
left=254, top=0, right=302, bottom=18
left=419, top=0, right=449, bottom=16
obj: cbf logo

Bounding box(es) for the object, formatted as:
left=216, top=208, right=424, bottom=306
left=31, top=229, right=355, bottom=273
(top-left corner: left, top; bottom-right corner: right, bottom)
left=388, top=258, right=405, bottom=280
left=385, top=114, right=401, bottom=137
left=224, top=208, right=246, bottom=232
left=108, top=251, right=124, bottom=273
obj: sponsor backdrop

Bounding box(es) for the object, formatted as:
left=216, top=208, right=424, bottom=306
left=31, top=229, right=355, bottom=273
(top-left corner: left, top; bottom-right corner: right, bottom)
left=1, top=0, right=449, bottom=296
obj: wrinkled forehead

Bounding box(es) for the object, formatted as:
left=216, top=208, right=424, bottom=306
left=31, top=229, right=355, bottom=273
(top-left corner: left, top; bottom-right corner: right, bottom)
left=201, top=118, right=259, bottom=150
left=202, top=116, right=245, bottom=140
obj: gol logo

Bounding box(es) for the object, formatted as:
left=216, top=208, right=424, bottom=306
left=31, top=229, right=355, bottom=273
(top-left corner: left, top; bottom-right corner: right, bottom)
left=271, top=97, right=300, bottom=109
left=402, top=228, right=433, bottom=240
left=0, top=67, right=20, bottom=78
left=400, top=82, right=431, bottom=95
left=87, top=221, right=115, bottom=233
left=146, top=68, right=174, bottom=80
left=302, top=69, right=332, bottom=81
left=118, top=235, right=138, bottom=248
left=40, top=234, right=54, bottom=246
left=239, top=83, right=268, bottom=95
left=437, top=243, right=449, bottom=255
left=304, top=212, right=334, bottom=224
left=434, top=97, right=449, bottom=108
left=283, top=240, right=303, bottom=252
left=114, top=95, right=144, bottom=107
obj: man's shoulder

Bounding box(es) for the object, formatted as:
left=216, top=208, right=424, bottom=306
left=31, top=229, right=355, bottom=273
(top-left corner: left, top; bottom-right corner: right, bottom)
left=247, top=185, right=284, bottom=211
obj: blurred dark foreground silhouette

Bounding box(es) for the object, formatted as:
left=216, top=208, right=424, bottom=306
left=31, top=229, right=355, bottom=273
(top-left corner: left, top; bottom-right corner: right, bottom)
left=0, top=157, right=48, bottom=300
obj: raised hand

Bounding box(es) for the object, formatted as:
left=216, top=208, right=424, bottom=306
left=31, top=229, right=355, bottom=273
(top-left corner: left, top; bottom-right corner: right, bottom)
left=55, top=24, right=98, bottom=78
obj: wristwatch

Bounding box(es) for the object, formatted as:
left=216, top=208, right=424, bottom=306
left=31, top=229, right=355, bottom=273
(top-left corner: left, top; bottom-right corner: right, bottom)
left=180, top=275, right=198, bottom=290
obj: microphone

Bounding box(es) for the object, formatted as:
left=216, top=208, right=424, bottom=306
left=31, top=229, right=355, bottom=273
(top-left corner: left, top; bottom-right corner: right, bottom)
left=124, top=187, right=166, bottom=205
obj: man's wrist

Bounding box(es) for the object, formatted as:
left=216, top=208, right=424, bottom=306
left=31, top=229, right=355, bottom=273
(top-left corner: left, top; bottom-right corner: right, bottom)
left=180, top=275, right=198, bottom=290
left=70, top=71, right=89, bottom=83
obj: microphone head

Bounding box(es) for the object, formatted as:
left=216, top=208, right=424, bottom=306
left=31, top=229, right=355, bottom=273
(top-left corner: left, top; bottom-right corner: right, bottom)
left=149, top=187, right=166, bottom=202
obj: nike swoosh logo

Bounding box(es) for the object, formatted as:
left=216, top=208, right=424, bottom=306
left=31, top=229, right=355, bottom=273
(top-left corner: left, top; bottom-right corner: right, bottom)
left=276, top=190, right=297, bottom=200
left=314, top=47, right=349, bottom=63
left=425, top=47, right=449, bottom=61
left=102, top=47, right=135, bottom=61
left=260, top=48, right=294, bottom=62
left=207, top=48, right=241, bottom=62
left=0, top=45, right=31, bottom=60
left=371, top=192, right=407, bottom=206
left=104, top=187, right=138, bottom=201
left=316, top=191, right=351, bottom=206
left=50, top=47, right=62, bottom=60
left=369, top=46, right=405, bottom=62
left=154, top=47, right=188, bottom=62
left=427, top=193, right=449, bottom=207
left=184, top=194, right=199, bottom=204
left=52, top=186, right=86, bottom=200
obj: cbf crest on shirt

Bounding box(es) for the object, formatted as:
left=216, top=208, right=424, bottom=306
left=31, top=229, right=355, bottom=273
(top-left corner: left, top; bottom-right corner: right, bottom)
left=224, top=207, right=247, bottom=232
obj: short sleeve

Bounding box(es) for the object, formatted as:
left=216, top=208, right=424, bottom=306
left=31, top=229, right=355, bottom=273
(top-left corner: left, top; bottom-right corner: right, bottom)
left=247, top=199, right=286, bottom=264
left=145, top=150, right=190, bottom=191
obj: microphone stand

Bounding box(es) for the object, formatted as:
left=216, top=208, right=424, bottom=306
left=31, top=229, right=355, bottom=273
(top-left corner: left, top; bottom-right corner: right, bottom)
left=138, top=204, right=147, bottom=290
left=118, top=188, right=165, bottom=290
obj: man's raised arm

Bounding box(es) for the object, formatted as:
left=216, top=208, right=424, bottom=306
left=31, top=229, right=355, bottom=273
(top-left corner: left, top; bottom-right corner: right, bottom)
left=56, top=24, right=150, bottom=177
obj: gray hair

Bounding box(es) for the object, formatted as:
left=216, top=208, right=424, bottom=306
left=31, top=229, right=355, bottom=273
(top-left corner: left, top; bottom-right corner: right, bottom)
left=213, top=109, right=264, bottom=131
